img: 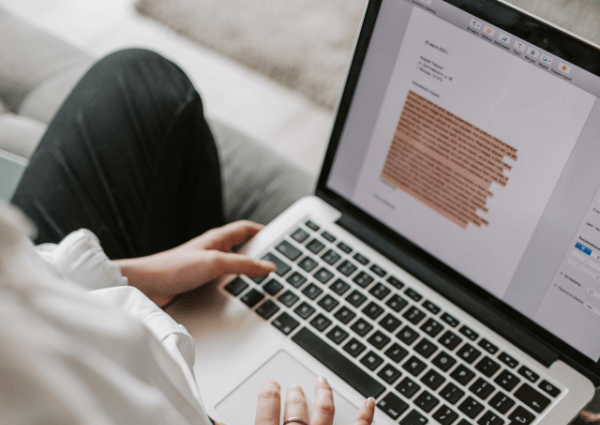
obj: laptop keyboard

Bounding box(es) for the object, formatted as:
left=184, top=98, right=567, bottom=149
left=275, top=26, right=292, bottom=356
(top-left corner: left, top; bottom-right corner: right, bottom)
left=225, top=220, right=562, bottom=425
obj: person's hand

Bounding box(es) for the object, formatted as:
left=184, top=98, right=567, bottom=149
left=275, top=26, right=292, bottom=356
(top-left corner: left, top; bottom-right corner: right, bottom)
left=115, top=220, right=276, bottom=307
left=254, top=378, right=375, bottom=425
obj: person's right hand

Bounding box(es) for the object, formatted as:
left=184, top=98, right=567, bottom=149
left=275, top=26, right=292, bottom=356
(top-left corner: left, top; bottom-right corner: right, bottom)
left=254, top=378, right=376, bottom=425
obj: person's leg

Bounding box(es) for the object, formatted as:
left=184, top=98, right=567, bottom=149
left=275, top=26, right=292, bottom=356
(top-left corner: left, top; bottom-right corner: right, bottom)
left=12, top=49, right=224, bottom=260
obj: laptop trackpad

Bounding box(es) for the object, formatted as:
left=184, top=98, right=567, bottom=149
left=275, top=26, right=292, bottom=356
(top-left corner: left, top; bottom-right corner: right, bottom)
left=215, top=350, right=363, bottom=425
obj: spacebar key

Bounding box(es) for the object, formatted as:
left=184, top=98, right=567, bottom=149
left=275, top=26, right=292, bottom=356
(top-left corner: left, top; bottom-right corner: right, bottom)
left=292, top=327, right=386, bottom=398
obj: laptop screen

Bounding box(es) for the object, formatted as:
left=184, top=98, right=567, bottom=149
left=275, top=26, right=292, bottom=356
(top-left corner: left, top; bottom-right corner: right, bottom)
left=325, top=0, right=600, bottom=361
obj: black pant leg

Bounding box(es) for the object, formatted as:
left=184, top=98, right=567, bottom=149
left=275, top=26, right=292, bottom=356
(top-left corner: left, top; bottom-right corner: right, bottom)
left=12, top=49, right=224, bottom=259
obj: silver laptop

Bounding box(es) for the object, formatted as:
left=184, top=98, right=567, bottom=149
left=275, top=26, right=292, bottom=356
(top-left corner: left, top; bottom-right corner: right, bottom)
left=168, top=0, right=600, bottom=423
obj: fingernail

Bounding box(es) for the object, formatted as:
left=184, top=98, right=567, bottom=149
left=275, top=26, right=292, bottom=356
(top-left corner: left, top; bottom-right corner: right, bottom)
left=317, top=376, right=327, bottom=384
left=260, top=260, right=276, bottom=269
left=368, top=397, right=376, bottom=408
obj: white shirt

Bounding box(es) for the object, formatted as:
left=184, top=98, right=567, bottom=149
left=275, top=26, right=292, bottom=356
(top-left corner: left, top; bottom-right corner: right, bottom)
left=0, top=202, right=212, bottom=425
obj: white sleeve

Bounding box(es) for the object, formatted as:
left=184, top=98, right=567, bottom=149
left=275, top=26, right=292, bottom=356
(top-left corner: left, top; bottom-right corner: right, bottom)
left=35, top=229, right=128, bottom=290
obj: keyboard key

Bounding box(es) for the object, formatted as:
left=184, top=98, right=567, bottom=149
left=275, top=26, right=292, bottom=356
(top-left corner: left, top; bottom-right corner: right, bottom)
left=298, top=256, right=318, bottom=272
left=361, top=351, right=384, bottom=370
left=378, top=364, right=402, bottom=384
left=451, top=364, right=476, bottom=386
left=403, top=356, right=427, bottom=376
left=343, top=338, right=367, bottom=358
left=321, top=249, right=341, bottom=265
left=337, top=260, right=358, bottom=276
left=302, top=283, right=323, bottom=300
left=385, top=343, right=409, bottom=363
left=380, top=313, right=402, bottom=332
left=275, top=240, right=302, bottom=261
left=294, top=302, right=316, bottom=319
left=262, top=252, right=291, bottom=276
left=441, top=313, right=459, bottom=327
left=291, top=228, right=310, bottom=243
left=378, top=392, right=409, bottom=419
left=518, top=366, right=540, bottom=383
left=346, top=289, right=367, bottom=307
left=386, top=294, right=409, bottom=312
left=456, top=343, right=481, bottom=364
left=421, top=369, right=445, bottom=390
left=498, top=352, right=518, bottom=368
left=350, top=318, right=373, bottom=336
left=305, top=220, right=319, bottom=231
left=292, top=328, right=385, bottom=398
left=263, top=278, right=284, bottom=295
left=272, top=312, right=299, bottom=335
left=314, top=267, right=334, bottom=283
left=337, top=241, right=352, bottom=254
left=321, top=231, right=336, bottom=242
left=369, top=282, right=391, bottom=300
left=224, top=277, right=248, bottom=295
left=422, top=300, right=441, bottom=314
left=363, top=301, right=384, bottom=320
left=397, top=326, right=420, bottom=345
left=334, top=306, right=356, bottom=324
left=400, top=409, right=428, bottom=425
left=279, top=290, right=300, bottom=307
left=241, top=289, right=265, bottom=308
left=475, top=356, right=501, bottom=378
left=370, top=264, right=387, bottom=277
left=330, top=278, right=350, bottom=295
left=353, top=253, right=369, bottom=265
left=326, top=326, right=349, bottom=345
left=508, top=406, right=536, bottom=425
left=432, top=351, right=456, bottom=372
left=403, top=306, right=426, bottom=325
left=514, top=383, right=550, bottom=413
left=458, top=396, right=484, bottom=419
left=440, top=382, right=465, bottom=405
left=405, top=288, right=423, bottom=302
left=256, top=300, right=280, bottom=319
left=538, top=380, right=560, bottom=397
left=478, top=338, right=498, bottom=355
left=415, top=390, right=439, bottom=412
left=433, top=406, right=458, bottom=425
left=310, top=314, right=332, bottom=332
left=318, top=294, right=339, bottom=312
left=367, top=330, right=391, bottom=350
left=286, top=271, right=307, bottom=288
left=459, top=325, right=479, bottom=341
left=396, top=377, right=421, bottom=398
left=421, top=318, right=444, bottom=337
left=353, top=271, right=374, bottom=288
left=414, top=338, right=438, bottom=359
left=387, top=275, right=405, bottom=289
left=477, top=411, right=504, bottom=425
left=307, top=238, right=325, bottom=254
left=439, top=330, right=463, bottom=350
left=470, top=378, right=495, bottom=400
left=251, top=275, right=268, bottom=284
left=488, top=392, right=515, bottom=414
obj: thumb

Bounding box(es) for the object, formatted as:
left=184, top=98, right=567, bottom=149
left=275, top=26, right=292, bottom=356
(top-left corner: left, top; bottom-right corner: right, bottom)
left=218, top=252, right=276, bottom=277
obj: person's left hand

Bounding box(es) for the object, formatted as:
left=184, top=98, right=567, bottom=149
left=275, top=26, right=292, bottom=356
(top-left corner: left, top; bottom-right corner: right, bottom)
left=115, top=220, right=275, bottom=307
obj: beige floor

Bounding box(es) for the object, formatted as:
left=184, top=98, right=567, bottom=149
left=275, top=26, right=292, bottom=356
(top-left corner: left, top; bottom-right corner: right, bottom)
left=0, top=0, right=334, bottom=176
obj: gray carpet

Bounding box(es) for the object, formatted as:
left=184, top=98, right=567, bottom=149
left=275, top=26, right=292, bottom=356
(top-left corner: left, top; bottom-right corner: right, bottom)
left=135, top=0, right=600, bottom=109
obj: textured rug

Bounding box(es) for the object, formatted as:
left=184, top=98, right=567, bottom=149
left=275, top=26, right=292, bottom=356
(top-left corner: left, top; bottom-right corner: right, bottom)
left=135, top=0, right=600, bottom=109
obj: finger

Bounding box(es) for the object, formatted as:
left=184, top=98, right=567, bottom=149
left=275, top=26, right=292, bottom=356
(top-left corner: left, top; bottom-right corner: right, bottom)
left=310, top=377, right=335, bottom=425
left=580, top=411, right=600, bottom=422
left=255, top=381, right=281, bottom=425
left=353, top=397, right=375, bottom=425
left=283, top=385, right=309, bottom=425
left=213, top=252, right=276, bottom=277
left=203, top=221, right=264, bottom=251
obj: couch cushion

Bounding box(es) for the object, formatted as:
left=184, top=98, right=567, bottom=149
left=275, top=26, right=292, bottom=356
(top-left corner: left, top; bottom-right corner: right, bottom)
left=209, top=118, right=316, bottom=225
left=0, top=113, right=46, bottom=159
left=0, top=7, right=91, bottom=114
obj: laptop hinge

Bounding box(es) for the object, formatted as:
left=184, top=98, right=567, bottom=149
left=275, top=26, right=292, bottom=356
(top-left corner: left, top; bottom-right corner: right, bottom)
left=336, top=212, right=559, bottom=368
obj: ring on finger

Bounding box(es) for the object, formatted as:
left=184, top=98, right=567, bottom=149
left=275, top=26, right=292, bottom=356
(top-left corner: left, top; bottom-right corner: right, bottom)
left=283, top=417, right=309, bottom=425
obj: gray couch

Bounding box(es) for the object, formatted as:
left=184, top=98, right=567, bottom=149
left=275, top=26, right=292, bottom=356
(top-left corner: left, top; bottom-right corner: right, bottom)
left=0, top=7, right=315, bottom=225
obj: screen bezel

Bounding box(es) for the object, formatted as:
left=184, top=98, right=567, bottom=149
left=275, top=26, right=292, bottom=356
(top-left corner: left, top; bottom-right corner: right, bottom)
left=316, top=0, right=600, bottom=380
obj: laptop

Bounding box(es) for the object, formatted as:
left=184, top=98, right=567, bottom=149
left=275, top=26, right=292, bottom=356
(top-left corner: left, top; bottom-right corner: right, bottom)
left=167, top=0, right=600, bottom=423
